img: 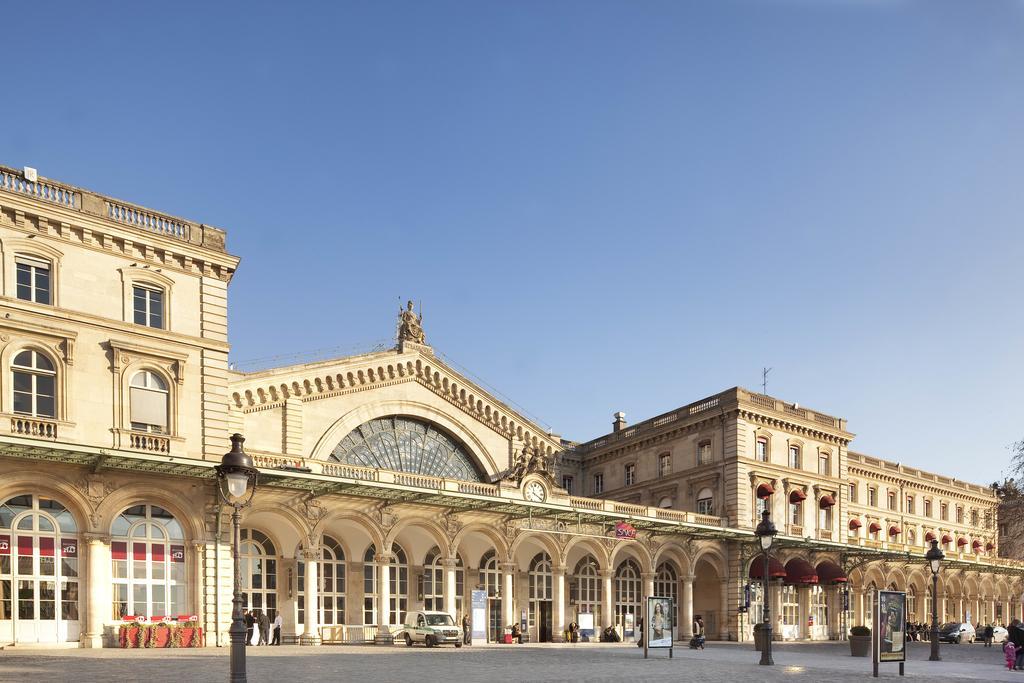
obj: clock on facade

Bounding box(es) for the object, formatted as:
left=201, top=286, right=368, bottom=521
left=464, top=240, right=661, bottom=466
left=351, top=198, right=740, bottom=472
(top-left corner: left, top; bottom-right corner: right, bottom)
left=524, top=480, right=547, bottom=503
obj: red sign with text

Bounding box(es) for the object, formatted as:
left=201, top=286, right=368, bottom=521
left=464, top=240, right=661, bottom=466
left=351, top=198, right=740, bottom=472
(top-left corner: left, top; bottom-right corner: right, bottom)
left=615, top=522, right=637, bottom=539
left=0, top=535, right=9, bottom=554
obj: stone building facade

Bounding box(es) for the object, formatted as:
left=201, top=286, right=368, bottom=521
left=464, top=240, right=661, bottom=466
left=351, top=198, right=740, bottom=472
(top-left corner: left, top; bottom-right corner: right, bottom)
left=0, top=166, right=1020, bottom=649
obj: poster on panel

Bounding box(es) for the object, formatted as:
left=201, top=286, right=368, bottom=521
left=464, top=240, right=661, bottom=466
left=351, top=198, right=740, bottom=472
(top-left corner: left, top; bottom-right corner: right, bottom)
left=878, top=590, right=906, bottom=662
left=647, top=597, right=673, bottom=648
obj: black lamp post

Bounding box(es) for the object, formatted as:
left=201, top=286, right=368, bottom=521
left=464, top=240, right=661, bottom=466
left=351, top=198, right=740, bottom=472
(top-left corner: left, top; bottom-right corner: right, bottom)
left=755, top=510, right=778, bottom=666
left=926, top=539, right=944, bottom=662
left=216, top=434, right=259, bottom=682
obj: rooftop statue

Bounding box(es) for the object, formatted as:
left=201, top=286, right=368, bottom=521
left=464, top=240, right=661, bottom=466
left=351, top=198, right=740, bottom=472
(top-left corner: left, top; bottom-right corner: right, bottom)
left=397, top=300, right=426, bottom=344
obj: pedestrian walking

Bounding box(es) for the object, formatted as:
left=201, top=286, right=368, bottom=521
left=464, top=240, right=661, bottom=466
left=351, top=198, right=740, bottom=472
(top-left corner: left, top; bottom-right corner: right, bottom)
left=1005, top=639, right=1018, bottom=671
left=272, top=611, right=283, bottom=645
left=244, top=610, right=255, bottom=646
left=256, top=609, right=270, bottom=645
left=462, top=613, right=471, bottom=645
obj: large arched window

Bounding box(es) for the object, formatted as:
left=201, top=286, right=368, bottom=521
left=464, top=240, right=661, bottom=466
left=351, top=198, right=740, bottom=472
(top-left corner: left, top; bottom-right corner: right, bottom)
left=573, top=556, right=602, bottom=628
left=363, top=543, right=407, bottom=626
left=654, top=562, right=678, bottom=629
left=615, top=559, right=642, bottom=630
left=130, top=371, right=169, bottom=434
left=240, top=529, right=276, bottom=617
left=0, top=495, right=79, bottom=644
left=480, top=550, right=502, bottom=642
left=329, top=416, right=481, bottom=481
left=12, top=350, right=56, bottom=418
left=298, top=535, right=345, bottom=627
left=528, top=552, right=552, bottom=637
left=111, top=505, right=185, bottom=619
left=423, top=547, right=464, bottom=615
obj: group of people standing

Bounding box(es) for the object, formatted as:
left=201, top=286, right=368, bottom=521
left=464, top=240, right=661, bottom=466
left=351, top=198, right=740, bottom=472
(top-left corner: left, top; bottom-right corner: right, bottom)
left=1005, top=620, right=1024, bottom=671
left=243, top=609, right=283, bottom=646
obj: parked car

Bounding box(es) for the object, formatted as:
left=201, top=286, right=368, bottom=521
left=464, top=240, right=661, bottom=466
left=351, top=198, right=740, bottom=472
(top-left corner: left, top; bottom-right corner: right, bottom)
left=991, top=626, right=1009, bottom=643
left=401, top=610, right=463, bottom=647
left=937, top=622, right=976, bottom=644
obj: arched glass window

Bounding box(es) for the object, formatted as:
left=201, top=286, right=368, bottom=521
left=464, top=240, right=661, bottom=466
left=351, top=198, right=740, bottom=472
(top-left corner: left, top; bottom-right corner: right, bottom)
left=781, top=584, right=799, bottom=626
left=573, top=556, right=602, bottom=627
left=0, top=495, right=79, bottom=643
left=614, top=559, right=642, bottom=630
left=298, top=535, right=345, bottom=626
left=809, top=584, right=827, bottom=630
left=423, top=547, right=464, bottom=615
left=12, top=350, right=55, bottom=418
left=329, top=416, right=481, bottom=481
left=480, top=550, right=502, bottom=642
left=240, top=529, right=276, bottom=617
left=111, top=505, right=185, bottom=619
left=362, top=543, right=407, bottom=626
left=130, top=371, right=169, bottom=434
left=907, top=586, right=916, bottom=621
left=654, top=562, right=678, bottom=628
left=528, top=552, right=552, bottom=635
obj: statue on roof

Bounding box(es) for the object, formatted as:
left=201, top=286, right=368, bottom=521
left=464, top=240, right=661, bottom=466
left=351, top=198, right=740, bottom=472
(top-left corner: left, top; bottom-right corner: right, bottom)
left=397, top=300, right=426, bottom=345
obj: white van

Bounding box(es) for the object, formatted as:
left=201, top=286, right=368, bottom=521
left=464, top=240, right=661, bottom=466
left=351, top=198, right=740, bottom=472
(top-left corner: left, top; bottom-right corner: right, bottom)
left=401, top=610, right=462, bottom=648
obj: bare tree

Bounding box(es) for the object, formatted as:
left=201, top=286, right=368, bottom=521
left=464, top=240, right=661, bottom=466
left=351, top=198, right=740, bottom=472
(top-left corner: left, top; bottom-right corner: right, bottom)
left=995, top=439, right=1024, bottom=559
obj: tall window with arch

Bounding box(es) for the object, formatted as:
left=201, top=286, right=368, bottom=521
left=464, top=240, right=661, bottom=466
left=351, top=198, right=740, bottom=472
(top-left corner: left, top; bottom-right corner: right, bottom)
left=0, top=495, right=79, bottom=643
left=614, top=559, right=642, bottom=632
left=480, top=550, right=502, bottom=642
left=129, top=371, right=169, bottom=434
left=240, top=529, right=276, bottom=617
left=111, top=505, right=185, bottom=619
left=298, top=535, right=345, bottom=627
left=423, top=547, right=463, bottom=615
left=654, top=562, right=678, bottom=628
left=809, top=584, right=827, bottom=631
left=12, top=350, right=56, bottom=418
left=781, top=584, right=799, bottom=627
left=573, top=556, right=602, bottom=629
left=363, top=543, right=407, bottom=626
left=528, top=552, right=552, bottom=637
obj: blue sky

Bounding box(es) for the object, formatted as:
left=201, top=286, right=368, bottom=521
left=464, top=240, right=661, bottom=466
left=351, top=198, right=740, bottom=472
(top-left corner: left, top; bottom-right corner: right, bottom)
left=3, top=1, right=1022, bottom=486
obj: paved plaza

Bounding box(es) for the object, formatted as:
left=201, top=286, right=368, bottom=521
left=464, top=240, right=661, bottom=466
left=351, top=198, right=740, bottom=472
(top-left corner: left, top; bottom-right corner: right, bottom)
left=0, top=640, right=1018, bottom=683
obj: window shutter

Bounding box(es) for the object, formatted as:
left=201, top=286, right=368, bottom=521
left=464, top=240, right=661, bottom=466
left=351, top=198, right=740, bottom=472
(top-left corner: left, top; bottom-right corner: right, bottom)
left=130, top=387, right=168, bottom=427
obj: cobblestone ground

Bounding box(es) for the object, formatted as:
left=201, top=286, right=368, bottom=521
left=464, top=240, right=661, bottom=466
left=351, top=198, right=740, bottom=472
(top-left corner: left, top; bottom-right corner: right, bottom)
left=0, top=640, right=1018, bottom=683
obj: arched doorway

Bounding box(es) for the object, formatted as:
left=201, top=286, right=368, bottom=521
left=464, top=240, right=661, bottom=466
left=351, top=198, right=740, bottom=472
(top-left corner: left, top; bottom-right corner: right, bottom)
left=573, top=556, right=602, bottom=638
left=615, top=559, right=642, bottom=640
left=363, top=543, right=408, bottom=626
left=528, top=552, right=553, bottom=642
left=480, top=550, right=502, bottom=642
left=240, top=529, right=277, bottom=620
left=654, top=562, right=679, bottom=634
left=423, top=546, right=464, bottom=615
left=0, top=494, right=80, bottom=644
left=298, top=535, right=346, bottom=630
left=111, top=504, right=186, bottom=621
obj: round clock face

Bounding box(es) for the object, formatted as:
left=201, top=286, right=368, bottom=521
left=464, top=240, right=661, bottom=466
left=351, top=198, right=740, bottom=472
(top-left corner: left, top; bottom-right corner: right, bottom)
left=525, top=481, right=546, bottom=503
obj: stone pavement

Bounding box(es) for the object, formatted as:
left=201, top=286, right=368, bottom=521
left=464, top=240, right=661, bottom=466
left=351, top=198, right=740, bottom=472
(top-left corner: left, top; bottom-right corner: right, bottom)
left=0, top=640, right=1018, bottom=683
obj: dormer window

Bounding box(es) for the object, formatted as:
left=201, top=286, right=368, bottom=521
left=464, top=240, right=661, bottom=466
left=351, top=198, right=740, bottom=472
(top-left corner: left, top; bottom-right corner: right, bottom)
left=15, top=255, right=51, bottom=304
left=133, top=285, right=164, bottom=328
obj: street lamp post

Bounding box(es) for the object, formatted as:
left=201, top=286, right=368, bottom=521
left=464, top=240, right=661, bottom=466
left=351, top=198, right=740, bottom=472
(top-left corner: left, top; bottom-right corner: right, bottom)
left=755, top=510, right=778, bottom=666
left=216, top=434, right=259, bottom=682
left=926, top=539, right=944, bottom=662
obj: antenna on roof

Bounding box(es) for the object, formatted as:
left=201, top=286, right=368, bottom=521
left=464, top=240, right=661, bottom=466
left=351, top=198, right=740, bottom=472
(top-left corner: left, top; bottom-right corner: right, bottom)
left=762, top=367, right=772, bottom=395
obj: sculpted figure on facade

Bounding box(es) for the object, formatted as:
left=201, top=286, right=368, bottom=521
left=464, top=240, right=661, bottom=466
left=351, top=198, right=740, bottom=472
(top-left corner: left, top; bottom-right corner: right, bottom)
left=397, top=300, right=426, bottom=344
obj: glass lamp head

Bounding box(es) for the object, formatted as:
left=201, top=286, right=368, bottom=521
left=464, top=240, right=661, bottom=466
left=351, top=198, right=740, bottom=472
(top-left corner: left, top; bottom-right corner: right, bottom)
left=925, top=539, right=944, bottom=576
left=755, top=510, right=777, bottom=551
left=216, top=433, right=258, bottom=505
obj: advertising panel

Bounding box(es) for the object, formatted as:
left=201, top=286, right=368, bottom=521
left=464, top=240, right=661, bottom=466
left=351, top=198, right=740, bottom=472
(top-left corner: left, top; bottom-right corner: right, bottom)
left=878, top=590, right=906, bottom=663
left=647, top=597, right=673, bottom=648
left=470, top=590, right=487, bottom=642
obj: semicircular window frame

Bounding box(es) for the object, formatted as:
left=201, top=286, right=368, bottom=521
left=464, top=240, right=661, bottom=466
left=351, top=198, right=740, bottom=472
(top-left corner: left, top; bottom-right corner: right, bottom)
left=329, top=415, right=484, bottom=482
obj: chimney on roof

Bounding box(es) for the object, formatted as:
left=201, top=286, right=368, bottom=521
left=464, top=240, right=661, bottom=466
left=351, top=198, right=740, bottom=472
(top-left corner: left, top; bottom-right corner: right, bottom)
left=612, top=411, right=627, bottom=432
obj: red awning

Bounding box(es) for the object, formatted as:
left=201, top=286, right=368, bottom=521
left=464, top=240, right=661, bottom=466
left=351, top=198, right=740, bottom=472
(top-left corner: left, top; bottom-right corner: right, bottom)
left=868, top=522, right=882, bottom=533
left=789, top=489, right=807, bottom=503
left=957, top=537, right=968, bottom=547
left=986, top=542, right=995, bottom=551
left=749, top=556, right=787, bottom=580
left=816, top=560, right=848, bottom=584
left=849, top=518, right=862, bottom=530
left=756, top=484, right=774, bottom=499
left=784, top=558, right=819, bottom=585
left=925, top=531, right=936, bottom=542
left=941, top=534, right=952, bottom=544
left=889, top=526, right=901, bottom=537
left=972, top=540, right=982, bottom=551
left=819, top=494, right=836, bottom=509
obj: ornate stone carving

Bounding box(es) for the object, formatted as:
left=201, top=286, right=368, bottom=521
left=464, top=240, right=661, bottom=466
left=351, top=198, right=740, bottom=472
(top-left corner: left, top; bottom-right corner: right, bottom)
left=376, top=502, right=399, bottom=532
left=505, top=443, right=556, bottom=486
left=303, top=497, right=328, bottom=522
left=77, top=475, right=116, bottom=507
left=397, top=300, right=426, bottom=344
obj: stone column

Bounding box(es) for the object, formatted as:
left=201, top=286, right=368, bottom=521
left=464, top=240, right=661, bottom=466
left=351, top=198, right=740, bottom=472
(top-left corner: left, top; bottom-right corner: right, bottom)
left=501, top=563, right=516, bottom=629
left=682, top=573, right=695, bottom=639
left=552, top=566, right=566, bottom=642
left=376, top=553, right=392, bottom=642
left=82, top=534, right=111, bottom=648
left=798, top=585, right=810, bottom=640
left=278, top=557, right=298, bottom=641
left=300, top=549, right=321, bottom=645
left=442, top=558, right=458, bottom=618
left=600, top=569, right=615, bottom=629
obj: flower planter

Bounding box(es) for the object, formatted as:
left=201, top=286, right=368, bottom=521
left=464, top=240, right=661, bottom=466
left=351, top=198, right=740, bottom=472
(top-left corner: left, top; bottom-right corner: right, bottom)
left=753, top=627, right=768, bottom=652
left=849, top=635, right=871, bottom=657
left=119, top=623, right=204, bottom=648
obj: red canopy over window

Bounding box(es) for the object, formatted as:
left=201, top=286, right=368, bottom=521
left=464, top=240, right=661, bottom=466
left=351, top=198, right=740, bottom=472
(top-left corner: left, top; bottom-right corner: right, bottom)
left=986, top=542, right=995, bottom=551
left=941, top=534, right=952, bottom=544
left=957, top=537, right=968, bottom=547
left=756, top=484, right=774, bottom=499
left=849, top=519, right=862, bottom=530
left=749, top=556, right=786, bottom=580
left=816, top=560, right=848, bottom=584
left=819, top=494, right=836, bottom=509
left=889, top=526, right=901, bottom=537
left=784, top=558, right=819, bottom=585
left=789, top=489, right=807, bottom=503
left=925, top=531, right=936, bottom=542
left=868, top=522, right=882, bottom=533
left=972, top=540, right=982, bottom=551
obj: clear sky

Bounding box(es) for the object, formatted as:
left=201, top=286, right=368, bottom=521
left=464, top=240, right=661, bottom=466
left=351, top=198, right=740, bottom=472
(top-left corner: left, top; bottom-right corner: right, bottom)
left=3, top=1, right=1022, bottom=486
